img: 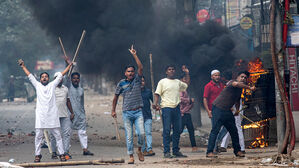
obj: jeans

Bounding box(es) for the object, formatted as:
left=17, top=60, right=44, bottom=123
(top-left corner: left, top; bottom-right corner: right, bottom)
left=181, top=113, right=196, bottom=147
left=142, top=119, right=152, bottom=152
left=50, top=117, right=72, bottom=153
left=207, top=105, right=241, bottom=155
left=162, top=106, right=182, bottom=154
left=122, top=109, right=145, bottom=155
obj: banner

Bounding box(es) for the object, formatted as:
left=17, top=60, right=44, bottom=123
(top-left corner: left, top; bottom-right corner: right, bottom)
left=287, top=48, right=299, bottom=110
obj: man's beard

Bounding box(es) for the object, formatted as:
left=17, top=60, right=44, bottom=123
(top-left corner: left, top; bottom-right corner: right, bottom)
left=41, top=81, right=49, bottom=86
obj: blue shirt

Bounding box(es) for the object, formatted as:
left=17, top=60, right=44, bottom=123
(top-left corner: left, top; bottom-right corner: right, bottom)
left=115, top=74, right=143, bottom=111
left=141, top=88, right=153, bottom=120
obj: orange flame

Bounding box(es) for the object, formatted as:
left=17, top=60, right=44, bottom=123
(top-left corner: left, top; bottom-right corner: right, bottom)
left=248, top=57, right=265, bottom=73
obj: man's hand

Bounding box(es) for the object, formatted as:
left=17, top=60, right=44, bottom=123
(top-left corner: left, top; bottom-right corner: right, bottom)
left=250, top=86, right=256, bottom=91
left=111, top=111, right=117, bottom=118
left=152, top=104, right=161, bottom=111
left=182, top=65, right=189, bottom=74
left=128, top=45, right=137, bottom=55
left=63, top=55, right=72, bottom=64
left=18, top=59, right=24, bottom=67
left=234, top=111, right=240, bottom=116
left=208, top=110, right=212, bottom=118
left=70, top=113, right=75, bottom=121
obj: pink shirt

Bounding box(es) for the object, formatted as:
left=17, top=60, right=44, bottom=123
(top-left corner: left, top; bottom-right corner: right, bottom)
left=180, top=91, right=194, bottom=116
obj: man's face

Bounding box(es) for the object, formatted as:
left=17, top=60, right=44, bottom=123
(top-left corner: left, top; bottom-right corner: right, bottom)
left=166, top=67, right=176, bottom=78
left=141, top=77, right=145, bottom=88
left=71, top=75, right=80, bottom=87
left=125, top=67, right=135, bottom=80
left=40, top=74, right=49, bottom=86
left=211, top=72, right=221, bottom=83
left=236, top=73, right=248, bottom=83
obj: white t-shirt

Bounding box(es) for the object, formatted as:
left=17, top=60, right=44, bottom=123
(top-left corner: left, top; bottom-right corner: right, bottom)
left=155, top=78, right=188, bottom=108
left=55, top=85, right=69, bottom=118
left=28, top=72, right=63, bottom=128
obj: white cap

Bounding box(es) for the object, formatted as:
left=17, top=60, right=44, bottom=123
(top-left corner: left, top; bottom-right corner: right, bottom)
left=53, top=72, right=60, bottom=78
left=211, top=70, right=220, bottom=76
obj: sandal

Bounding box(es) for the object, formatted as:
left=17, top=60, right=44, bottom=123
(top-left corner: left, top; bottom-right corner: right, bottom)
left=60, top=155, right=67, bottom=162
left=34, top=155, right=42, bottom=162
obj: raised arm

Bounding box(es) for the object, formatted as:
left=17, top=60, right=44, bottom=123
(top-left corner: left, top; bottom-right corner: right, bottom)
left=231, top=81, right=255, bottom=91
left=182, top=65, right=190, bottom=85
left=111, top=94, right=120, bottom=118
left=18, top=59, right=30, bottom=76
left=128, top=45, right=143, bottom=76
left=61, top=62, right=73, bottom=76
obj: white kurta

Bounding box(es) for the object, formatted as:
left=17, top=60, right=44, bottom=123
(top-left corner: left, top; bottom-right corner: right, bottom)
left=28, top=72, right=63, bottom=128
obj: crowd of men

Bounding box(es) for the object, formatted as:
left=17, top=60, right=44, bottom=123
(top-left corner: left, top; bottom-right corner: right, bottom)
left=17, top=45, right=255, bottom=164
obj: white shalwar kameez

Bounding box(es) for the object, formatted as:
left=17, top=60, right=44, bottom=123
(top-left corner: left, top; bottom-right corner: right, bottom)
left=28, top=72, right=65, bottom=155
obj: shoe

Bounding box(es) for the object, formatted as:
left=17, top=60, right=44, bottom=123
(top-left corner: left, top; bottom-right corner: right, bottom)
left=240, top=150, right=246, bottom=154
left=164, top=152, right=173, bottom=158
left=235, top=151, right=245, bottom=157
left=128, top=156, right=134, bottom=164
left=173, top=151, right=187, bottom=158
left=144, top=150, right=155, bottom=156
left=206, top=152, right=217, bottom=158
left=137, top=150, right=144, bottom=162
left=59, top=155, right=67, bottom=162
left=51, top=152, right=58, bottom=159
left=64, top=153, right=72, bottom=160
left=219, top=147, right=227, bottom=152
left=83, top=150, right=94, bottom=156
left=34, top=155, right=42, bottom=162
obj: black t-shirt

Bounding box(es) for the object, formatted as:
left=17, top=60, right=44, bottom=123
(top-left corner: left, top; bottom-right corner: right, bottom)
left=212, top=80, right=242, bottom=111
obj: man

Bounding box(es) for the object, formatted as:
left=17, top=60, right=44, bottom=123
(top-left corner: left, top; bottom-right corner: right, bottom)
left=203, top=70, right=226, bottom=152
left=18, top=59, right=72, bottom=162
left=140, top=76, right=155, bottom=156
left=203, top=70, right=225, bottom=119
left=206, top=71, right=255, bottom=158
left=50, top=72, right=75, bottom=160
left=65, top=72, right=93, bottom=156
left=111, top=45, right=145, bottom=164
left=219, top=99, right=245, bottom=154
left=179, top=75, right=197, bottom=152
left=153, top=65, right=190, bottom=158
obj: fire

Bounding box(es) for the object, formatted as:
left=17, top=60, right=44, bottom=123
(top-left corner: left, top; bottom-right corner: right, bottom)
left=249, top=134, right=268, bottom=149
left=242, top=117, right=275, bottom=129
left=248, top=57, right=265, bottom=73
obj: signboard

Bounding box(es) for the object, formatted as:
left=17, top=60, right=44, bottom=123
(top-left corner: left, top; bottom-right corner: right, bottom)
left=240, top=17, right=253, bottom=30
left=286, top=15, right=299, bottom=47
left=287, top=48, right=299, bottom=110
left=226, top=0, right=241, bottom=27
left=35, top=60, right=54, bottom=71
left=196, top=9, right=210, bottom=23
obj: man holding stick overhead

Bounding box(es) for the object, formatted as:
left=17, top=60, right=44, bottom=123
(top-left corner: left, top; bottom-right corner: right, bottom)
left=18, top=59, right=73, bottom=162
left=111, top=45, right=145, bottom=164
left=153, top=65, right=190, bottom=158
left=206, top=71, right=255, bottom=158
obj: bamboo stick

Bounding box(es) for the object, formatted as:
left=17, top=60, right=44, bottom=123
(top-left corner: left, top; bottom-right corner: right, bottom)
left=43, top=130, right=52, bottom=154
left=149, top=53, right=156, bottom=119
left=113, top=117, right=121, bottom=141
left=68, top=30, right=86, bottom=77
left=15, top=158, right=125, bottom=167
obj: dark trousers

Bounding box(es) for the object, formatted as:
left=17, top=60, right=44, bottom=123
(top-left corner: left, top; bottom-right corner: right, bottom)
left=162, top=106, right=182, bottom=154
left=207, top=105, right=241, bottom=155
left=181, top=113, right=196, bottom=147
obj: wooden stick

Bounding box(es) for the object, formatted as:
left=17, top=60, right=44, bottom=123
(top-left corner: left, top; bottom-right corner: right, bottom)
left=68, top=30, right=86, bottom=77
left=237, top=105, right=262, bottom=128
left=114, top=117, right=121, bottom=141
left=43, top=130, right=52, bottom=154
left=58, top=37, right=67, bottom=58
left=149, top=53, right=157, bottom=120
left=15, top=158, right=125, bottom=167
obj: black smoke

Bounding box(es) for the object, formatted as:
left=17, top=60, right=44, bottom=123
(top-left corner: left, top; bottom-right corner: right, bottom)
left=25, top=0, right=251, bottom=125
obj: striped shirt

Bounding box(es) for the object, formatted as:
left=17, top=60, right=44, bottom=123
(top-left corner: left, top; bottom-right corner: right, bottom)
left=115, top=74, right=143, bottom=111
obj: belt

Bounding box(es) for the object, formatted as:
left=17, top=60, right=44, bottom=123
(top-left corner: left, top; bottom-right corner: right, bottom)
left=129, top=107, right=142, bottom=111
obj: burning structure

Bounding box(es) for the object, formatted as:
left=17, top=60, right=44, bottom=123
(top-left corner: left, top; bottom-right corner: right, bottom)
left=240, top=58, right=276, bottom=148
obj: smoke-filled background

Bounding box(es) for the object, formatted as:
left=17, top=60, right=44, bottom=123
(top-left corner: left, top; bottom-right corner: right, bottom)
left=0, top=0, right=253, bottom=125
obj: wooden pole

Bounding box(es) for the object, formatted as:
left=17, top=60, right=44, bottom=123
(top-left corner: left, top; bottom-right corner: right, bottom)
left=43, top=130, right=52, bottom=154
left=68, top=30, right=86, bottom=77
left=58, top=37, right=68, bottom=58
left=113, top=117, right=121, bottom=141
left=15, top=158, right=125, bottom=167
left=149, top=53, right=157, bottom=120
